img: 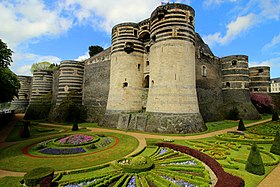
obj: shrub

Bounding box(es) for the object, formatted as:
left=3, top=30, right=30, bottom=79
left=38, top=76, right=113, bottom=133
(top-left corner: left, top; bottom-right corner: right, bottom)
left=24, top=167, right=54, bottom=187
left=237, top=118, right=246, bottom=131
left=72, top=121, right=79, bottom=131
left=245, top=143, right=265, bottom=175
left=250, top=92, right=274, bottom=114
left=270, top=131, right=280, bottom=155
left=21, top=121, right=30, bottom=138
left=118, top=156, right=154, bottom=173
left=272, top=111, right=279, bottom=121
left=227, top=107, right=239, bottom=120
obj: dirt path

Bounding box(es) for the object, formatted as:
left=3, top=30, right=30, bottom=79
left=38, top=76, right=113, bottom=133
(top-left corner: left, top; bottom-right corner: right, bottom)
left=0, top=117, right=276, bottom=187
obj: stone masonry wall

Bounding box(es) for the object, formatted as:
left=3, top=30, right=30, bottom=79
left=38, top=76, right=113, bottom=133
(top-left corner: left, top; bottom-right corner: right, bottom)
left=83, top=60, right=110, bottom=123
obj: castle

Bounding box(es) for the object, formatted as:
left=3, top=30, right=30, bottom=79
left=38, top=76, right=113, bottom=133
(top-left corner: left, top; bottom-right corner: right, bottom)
left=11, top=3, right=272, bottom=134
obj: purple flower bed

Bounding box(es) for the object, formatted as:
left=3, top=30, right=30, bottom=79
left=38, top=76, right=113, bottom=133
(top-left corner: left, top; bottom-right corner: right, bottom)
left=59, top=134, right=93, bottom=145
left=39, top=147, right=86, bottom=155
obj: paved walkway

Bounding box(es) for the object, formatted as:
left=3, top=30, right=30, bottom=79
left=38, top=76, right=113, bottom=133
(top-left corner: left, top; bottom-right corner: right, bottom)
left=0, top=116, right=278, bottom=187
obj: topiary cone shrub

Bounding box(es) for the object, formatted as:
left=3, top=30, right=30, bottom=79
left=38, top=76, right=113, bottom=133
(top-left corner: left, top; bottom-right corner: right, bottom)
left=245, top=142, right=265, bottom=175
left=270, top=131, right=280, bottom=155
left=24, top=167, right=54, bottom=187
left=72, top=121, right=79, bottom=131
left=272, top=111, right=279, bottom=121
left=237, top=118, right=246, bottom=131
left=21, top=121, right=30, bottom=138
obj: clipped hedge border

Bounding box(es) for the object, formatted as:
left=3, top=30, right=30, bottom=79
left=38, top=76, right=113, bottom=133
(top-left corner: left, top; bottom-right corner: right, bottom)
left=156, top=142, right=245, bottom=187
left=62, top=163, right=110, bottom=175
left=215, top=135, right=273, bottom=144
left=24, top=167, right=54, bottom=187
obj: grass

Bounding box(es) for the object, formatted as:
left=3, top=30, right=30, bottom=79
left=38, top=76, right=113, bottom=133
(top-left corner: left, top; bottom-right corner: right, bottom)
left=0, top=176, right=22, bottom=187
left=0, top=132, right=139, bottom=172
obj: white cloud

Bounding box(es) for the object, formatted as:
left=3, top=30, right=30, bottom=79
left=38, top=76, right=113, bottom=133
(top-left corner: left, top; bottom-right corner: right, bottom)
left=0, top=1, right=72, bottom=49
left=11, top=52, right=62, bottom=76
left=75, top=51, right=90, bottom=61
left=203, top=13, right=258, bottom=46
left=59, top=0, right=188, bottom=32
left=203, top=0, right=237, bottom=7
left=262, top=33, right=280, bottom=52
left=258, top=0, right=280, bottom=20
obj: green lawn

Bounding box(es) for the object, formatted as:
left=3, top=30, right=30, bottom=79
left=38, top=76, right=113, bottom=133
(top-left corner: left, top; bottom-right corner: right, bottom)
left=0, top=176, right=22, bottom=187
left=0, top=132, right=139, bottom=172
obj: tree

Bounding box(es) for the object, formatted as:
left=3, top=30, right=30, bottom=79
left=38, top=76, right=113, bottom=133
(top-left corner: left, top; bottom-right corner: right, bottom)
left=88, top=45, right=103, bottom=57
left=270, top=131, right=280, bottom=155
left=0, top=67, right=20, bottom=103
left=245, top=142, right=265, bottom=175
left=250, top=92, right=274, bottom=114
left=0, top=39, right=20, bottom=103
left=0, top=39, right=13, bottom=68
left=272, top=111, right=279, bottom=121
left=237, top=118, right=246, bottom=131
left=31, top=61, right=58, bottom=74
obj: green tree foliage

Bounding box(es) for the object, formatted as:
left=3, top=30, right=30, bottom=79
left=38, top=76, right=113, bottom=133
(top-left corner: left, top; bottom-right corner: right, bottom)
left=245, top=142, right=265, bottom=175
left=0, top=39, right=20, bottom=103
left=226, top=107, right=239, bottom=120
left=0, top=39, right=13, bottom=68
left=270, top=131, right=280, bottom=155
left=237, top=118, right=246, bottom=131
left=88, top=45, right=104, bottom=57
left=272, top=110, right=279, bottom=121
left=21, top=121, right=31, bottom=138
left=31, top=61, right=58, bottom=74
left=72, top=121, right=79, bottom=131
left=0, top=67, right=20, bottom=103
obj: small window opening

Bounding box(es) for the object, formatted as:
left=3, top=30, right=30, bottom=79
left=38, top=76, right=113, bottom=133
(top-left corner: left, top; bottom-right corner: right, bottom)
left=146, top=46, right=150, bottom=53
left=138, top=64, right=141, bottom=71
left=152, top=35, right=156, bottom=42
left=232, top=60, right=237, bottom=66
left=226, top=82, right=230, bottom=88
left=142, top=26, right=148, bottom=30
left=189, top=16, right=193, bottom=24
left=144, top=75, right=149, bottom=88
left=146, top=61, right=149, bottom=66
left=258, top=69, right=263, bottom=73
left=254, top=88, right=259, bottom=91
left=123, top=82, right=128, bottom=88
left=134, top=30, right=138, bottom=37
left=124, top=42, right=134, bottom=54
left=151, top=80, right=154, bottom=86
left=175, top=74, right=176, bottom=80
left=202, top=65, right=207, bottom=77
left=24, top=94, right=28, bottom=99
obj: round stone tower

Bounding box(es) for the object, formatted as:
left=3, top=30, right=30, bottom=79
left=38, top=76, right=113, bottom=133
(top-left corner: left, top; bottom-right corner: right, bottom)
left=10, top=76, right=32, bottom=113
left=145, top=3, right=206, bottom=133
left=106, top=23, right=145, bottom=112
left=221, top=55, right=260, bottom=119
left=249, top=66, right=270, bottom=93
left=29, top=70, right=53, bottom=104
left=56, top=60, right=84, bottom=105
left=24, top=70, right=53, bottom=120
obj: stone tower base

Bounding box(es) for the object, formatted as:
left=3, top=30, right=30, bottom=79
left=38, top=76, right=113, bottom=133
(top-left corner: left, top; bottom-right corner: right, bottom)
left=101, top=112, right=207, bottom=134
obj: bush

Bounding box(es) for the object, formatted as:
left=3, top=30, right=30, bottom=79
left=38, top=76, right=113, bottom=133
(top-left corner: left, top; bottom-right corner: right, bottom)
left=227, top=107, right=239, bottom=120
left=24, top=167, right=54, bottom=187
left=117, top=156, right=154, bottom=173
left=72, top=121, right=79, bottom=131
left=237, top=118, right=246, bottom=131
left=245, top=143, right=265, bottom=175
left=272, top=111, right=279, bottom=121
left=250, top=92, right=274, bottom=114
left=270, top=131, right=280, bottom=155
left=21, top=121, right=30, bottom=138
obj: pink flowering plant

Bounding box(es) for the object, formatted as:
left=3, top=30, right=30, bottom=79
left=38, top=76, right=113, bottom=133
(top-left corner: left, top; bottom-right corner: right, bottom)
left=59, top=134, right=94, bottom=145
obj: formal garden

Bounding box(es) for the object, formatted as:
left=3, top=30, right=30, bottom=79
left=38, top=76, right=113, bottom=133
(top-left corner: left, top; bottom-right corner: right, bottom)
left=0, top=114, right=280, bottom=187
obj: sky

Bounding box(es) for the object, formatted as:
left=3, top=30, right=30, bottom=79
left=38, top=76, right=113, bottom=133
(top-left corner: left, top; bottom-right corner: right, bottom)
left=0, top=0, right=280, bottom=78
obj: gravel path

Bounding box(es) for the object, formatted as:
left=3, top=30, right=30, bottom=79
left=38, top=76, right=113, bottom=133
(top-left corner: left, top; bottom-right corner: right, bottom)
left=0, top=115, right=277, bottom=187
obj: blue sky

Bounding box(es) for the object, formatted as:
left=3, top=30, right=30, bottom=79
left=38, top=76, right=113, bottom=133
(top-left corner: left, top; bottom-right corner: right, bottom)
left=0, top=0, right=279, bottom=78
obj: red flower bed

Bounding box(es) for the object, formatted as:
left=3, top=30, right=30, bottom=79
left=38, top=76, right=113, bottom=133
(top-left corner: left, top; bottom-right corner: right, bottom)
left=156, top=142, right=245, bottom=187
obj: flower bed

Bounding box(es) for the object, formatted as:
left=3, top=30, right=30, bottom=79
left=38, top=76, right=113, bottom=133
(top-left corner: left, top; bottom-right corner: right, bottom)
left=58, top=134, right=94, bottom=145
left=156, top=142, right=245, bottom=187
left=39, top=147, right=86, bottom=155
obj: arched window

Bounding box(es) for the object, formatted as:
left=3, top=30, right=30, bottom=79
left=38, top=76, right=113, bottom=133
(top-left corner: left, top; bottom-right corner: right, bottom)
left=201, top=65, right=207, bottom=77
left=144, top=75, right=149, bottom=88
left=226, top=82, right=230, bottom=88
